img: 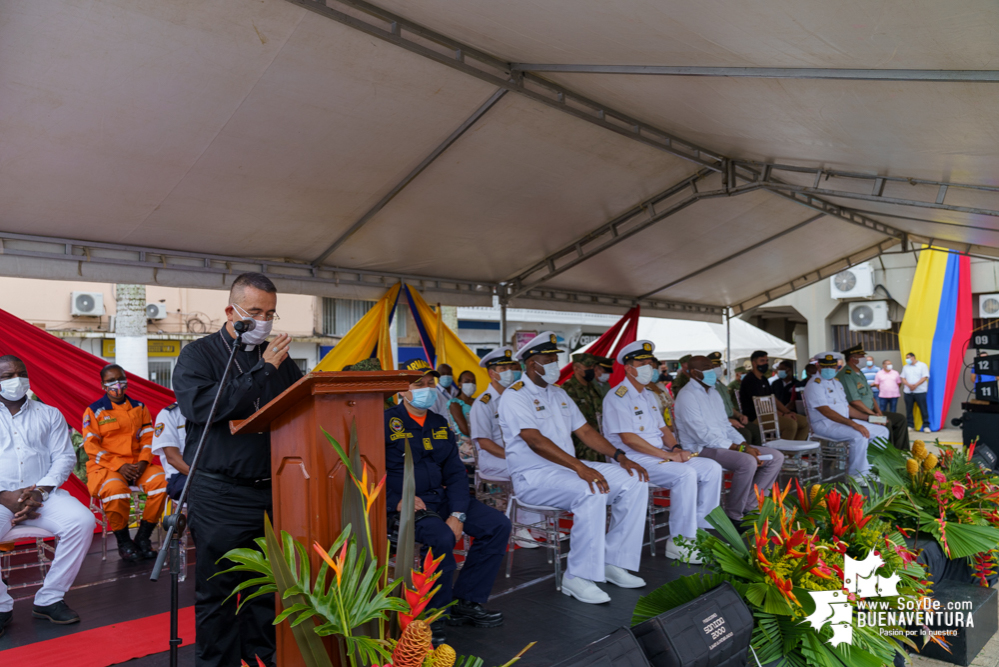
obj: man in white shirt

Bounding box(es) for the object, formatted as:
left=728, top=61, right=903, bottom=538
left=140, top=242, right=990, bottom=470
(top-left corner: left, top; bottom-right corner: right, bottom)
left=151, top=403, right=189, bottom=500
left=674, top=356, right=784, bottom=523
left=498, top=332, right=649, bottom=605
left=431, top=363, right=459, bottom=417
left=0, top=356, right=96, bottom=636
left=469, top=346, right=540, bottom=548
left=901, top=352, right=931, bottom=433
left=803, top=353, right=889, bottom=484
left=602, top=341, right=722, bottom=564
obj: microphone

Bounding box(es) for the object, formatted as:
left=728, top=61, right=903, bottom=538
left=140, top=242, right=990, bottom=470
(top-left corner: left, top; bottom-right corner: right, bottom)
left=233, top=318, right=256, bottom=334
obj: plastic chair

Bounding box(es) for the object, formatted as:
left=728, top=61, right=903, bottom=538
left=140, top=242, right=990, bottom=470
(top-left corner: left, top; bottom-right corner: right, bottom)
left=504, top=495, right=569, bottom=590
left=91, top=486, right=144, bottom=561
left=0, top=525, right=57, bottom=591
left=752, top=396, right=821, bottom=486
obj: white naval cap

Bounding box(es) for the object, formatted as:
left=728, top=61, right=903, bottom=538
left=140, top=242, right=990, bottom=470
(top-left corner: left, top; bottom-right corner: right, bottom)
left=479, top=346, right=519, bottom=368
left=815, top=351, right=844, bottom=367
left=616, top=339, right=657, bottom=366
left=515, top=331, right=564, bottom=361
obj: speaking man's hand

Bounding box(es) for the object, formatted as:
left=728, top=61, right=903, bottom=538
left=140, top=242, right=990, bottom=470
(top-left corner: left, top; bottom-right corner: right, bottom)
left=263, top=333, right=291, bottom=368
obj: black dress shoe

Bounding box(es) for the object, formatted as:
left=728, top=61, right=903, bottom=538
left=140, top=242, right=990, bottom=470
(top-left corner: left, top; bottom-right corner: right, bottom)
left=32, top=600, right=80, bottom=625
left=446, top=599, right=503, bottom=628
left=430, top=620, right=446, bottom=647
left=134, top=520, right=158, bottom=560
left=0, top=609, right=12, bottom=637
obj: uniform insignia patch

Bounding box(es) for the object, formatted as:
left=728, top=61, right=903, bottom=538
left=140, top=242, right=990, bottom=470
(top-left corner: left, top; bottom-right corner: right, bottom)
left=154, top=423, right=164, bottom=437
left=389, top=417, right=404, bottom=433
left=432, top=427, right=448, bottom=440
left=813, top=378, right=821, bottom=383
left=83, top=417, right=91, bottom=428
left=643, top=343, right=652, bottom=352
left=615, top=385, right=628, bottom=397
left=480, top=393, right=492, bottom=404
left=549, top=333, right=557, bottom=344
left=845, top=369, right=852, bottom=374
left=423, top=438, right=433, bottom=451
left=389, top=431, right=413, bottom=441
left=857, top=382, right=864, bottom=390
left=511, top=381, right=524, bottom=391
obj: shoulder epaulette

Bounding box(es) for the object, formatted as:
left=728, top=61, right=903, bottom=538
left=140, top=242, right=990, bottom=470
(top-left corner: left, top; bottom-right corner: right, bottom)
left=510, top=381, right=524, bottom=391
left=813, top=377, right=821, bottom=383
left=844, top=369, right=852, bottom=375
left=480, top=393, right=492, bottom=404
left=164, top=402, right=179, bottom=411
left=615, top=385, right=628, bottom=398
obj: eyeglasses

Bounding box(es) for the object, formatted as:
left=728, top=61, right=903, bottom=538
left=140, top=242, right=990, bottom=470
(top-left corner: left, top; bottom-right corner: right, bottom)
left=103, top=380, right=127, bottom=390
left=232, top=303, right=280, bottom=322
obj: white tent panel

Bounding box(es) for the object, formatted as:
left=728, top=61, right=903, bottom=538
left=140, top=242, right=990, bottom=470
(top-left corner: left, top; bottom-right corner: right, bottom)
left=135, top=12, right=503, bottom=258
left=540, top=75, right=999, bottom=183
left=372, top=0, right=999, bottom=70
left=577, top=316, right=796, bottom=361
left=0, top=0, right=307, bottom=243
left=330, top=92, right=699, bottom=281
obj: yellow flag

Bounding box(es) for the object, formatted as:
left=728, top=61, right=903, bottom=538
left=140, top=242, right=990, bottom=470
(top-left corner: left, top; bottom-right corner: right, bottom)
left=314, top=283, right=401, bottom=371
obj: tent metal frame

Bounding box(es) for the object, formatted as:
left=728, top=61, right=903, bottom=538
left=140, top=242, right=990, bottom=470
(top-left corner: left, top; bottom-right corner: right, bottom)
left=286, top=0, right=999, bottom=317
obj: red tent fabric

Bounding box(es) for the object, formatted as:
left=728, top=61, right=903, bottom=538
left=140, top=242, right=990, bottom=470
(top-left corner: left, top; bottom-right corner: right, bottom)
left=0, top=307, right=176, bottom=432
left=557, top=306, right=640, bottom=387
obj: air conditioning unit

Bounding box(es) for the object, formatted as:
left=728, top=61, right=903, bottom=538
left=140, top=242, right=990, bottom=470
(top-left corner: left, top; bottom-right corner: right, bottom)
left=830, top=262, right=875, bottom=299
left=70, top=291, right=105, bottom=317
left=980, top=294, right=999, bottom=319
left=146, top=303, right=169, bottom=320
left=849, top=300, right=891, bottom=331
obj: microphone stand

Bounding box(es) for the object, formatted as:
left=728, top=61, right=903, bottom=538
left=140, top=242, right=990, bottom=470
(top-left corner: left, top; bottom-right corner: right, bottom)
left=151, top=323, right=249, bottom=667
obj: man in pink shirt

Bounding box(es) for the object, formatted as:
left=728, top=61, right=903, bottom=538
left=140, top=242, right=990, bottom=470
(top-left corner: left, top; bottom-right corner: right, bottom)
left=873, top=360, right=902, bottom=413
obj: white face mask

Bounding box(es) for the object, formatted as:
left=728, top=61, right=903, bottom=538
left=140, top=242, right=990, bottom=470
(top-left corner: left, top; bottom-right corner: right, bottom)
left=461, top=382, right=476, bottom=397
left=232, top=304, right=273, bottom=346
left=497, top=369, right=520, bottom=387
left=886, top=364, right=893, bottom=371
left=0, top=377, right=30, bottom=401
left=535, top=360, right=560, bottom=385
left=634, top=365, right=655, bottom=385
left=595, top=372, right=608, bottom=384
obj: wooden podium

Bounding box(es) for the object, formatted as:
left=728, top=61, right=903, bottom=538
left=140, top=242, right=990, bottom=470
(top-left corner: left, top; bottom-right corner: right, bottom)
left=231, top=370, right=421, bottom=667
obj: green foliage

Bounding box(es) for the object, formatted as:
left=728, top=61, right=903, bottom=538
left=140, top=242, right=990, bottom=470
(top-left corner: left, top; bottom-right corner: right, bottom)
left=394, top=439, right=417, bottom=587
left=631, top=573, right=727, bottom=626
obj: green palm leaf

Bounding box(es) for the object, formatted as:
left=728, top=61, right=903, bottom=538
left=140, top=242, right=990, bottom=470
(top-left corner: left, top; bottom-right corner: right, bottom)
left=631, top=573, right=727, bottom=626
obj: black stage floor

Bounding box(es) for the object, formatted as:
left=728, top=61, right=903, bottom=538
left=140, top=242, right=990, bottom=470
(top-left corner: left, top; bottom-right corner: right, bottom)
left=1, top=533, right=700, bottom=666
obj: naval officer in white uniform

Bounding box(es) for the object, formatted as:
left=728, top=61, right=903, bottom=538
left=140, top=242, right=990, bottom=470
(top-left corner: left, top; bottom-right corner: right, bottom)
left=469, top=345, right=540, bottom=548
left=498, top=332, right=649, bottom=605
left=602, top=340, right=722, bottom=564
left=803, top=352, right=888, bottom=484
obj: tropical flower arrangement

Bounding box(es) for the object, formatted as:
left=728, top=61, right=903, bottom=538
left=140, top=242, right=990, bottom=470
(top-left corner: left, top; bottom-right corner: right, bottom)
left=219, top=424, right=533, bottom=667
left=636, top=480, right=928, bottom=667
left=870, top=438, right=999, bottom=584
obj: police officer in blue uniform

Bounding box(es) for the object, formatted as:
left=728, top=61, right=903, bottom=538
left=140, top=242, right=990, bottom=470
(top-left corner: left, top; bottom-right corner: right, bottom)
left=386, top=359, right=511, bottom=646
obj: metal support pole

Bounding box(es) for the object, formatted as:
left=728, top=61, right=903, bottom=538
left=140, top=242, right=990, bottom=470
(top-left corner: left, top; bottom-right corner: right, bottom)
left=500, top=301, right=508, bottom=346
left=725, top=308, right=732, bottom=384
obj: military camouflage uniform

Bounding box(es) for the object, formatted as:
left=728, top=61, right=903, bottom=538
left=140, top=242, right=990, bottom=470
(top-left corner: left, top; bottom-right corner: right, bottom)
left=837, top=364, right=909, bottom=451
left=562, top=374, right=605, bottom=461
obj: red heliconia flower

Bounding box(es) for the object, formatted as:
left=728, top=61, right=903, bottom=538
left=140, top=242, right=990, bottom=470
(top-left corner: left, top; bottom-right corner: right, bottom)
left=934, top=471, right=946, bottom=484
left=847, top=492, right=871, bottom=530
left=826, top=489, right=843, bottom=516
left=952, top=484, right=966, bottom=500
left=968, top=440, right=977, bottom=461
left=399, top=548, right=446, bottom=630
left=794, top=478, right=809, bottom=512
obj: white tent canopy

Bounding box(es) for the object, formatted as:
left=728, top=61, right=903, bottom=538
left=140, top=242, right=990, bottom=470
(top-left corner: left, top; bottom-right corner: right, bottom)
left=3, top=1, right=999, bottom=319
left=578, top=317, right=796, bottom=363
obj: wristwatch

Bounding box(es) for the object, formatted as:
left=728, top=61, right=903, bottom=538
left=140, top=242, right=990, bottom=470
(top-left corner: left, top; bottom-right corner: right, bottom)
left=450, top=512, right=466, bottom=523
left=39, top=489, right=50, bottom=501
left=613, top=448, right=626, bottom=462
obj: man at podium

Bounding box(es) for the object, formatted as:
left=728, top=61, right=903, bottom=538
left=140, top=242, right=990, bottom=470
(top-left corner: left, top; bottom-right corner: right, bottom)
left=173, top=273, right=303, bottom=667
left=385, top=359, right=511, bottom=647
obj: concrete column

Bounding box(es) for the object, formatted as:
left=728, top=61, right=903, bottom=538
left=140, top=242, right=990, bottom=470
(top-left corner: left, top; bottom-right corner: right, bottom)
left=114, top=284, right=148, bottom=379
left=441, top=305, right=458, bottom=333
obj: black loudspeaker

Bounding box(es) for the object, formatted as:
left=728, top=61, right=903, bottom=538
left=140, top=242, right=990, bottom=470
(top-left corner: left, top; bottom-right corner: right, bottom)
left=975, top=380, right=999, bottom=403
left=550, top=628, right=652, bottom=667
left=631, top=582, right=753, bottom=667
left=971, top=444, right=998, bottom=472
left=973, top=331, right=999, bottom=349
left=962, top=410, right=999, bottom=455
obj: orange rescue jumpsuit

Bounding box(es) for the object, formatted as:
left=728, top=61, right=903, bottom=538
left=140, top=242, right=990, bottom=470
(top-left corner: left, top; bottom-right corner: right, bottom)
left=82, top=395, right=167, bottom=532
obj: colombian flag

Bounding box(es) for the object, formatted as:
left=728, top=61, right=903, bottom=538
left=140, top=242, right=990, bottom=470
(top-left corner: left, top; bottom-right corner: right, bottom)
left=898, top=249, right=972, bottom=431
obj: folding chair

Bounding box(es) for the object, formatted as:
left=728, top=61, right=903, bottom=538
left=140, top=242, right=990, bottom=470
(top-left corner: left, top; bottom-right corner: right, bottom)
left=646, top=485, right=671, bottom=557
left=91, top=487, right=145, bottom=561
left=752, top=395, right=821, bottom=486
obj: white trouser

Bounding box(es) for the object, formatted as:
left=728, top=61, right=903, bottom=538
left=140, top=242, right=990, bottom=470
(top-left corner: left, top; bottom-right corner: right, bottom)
left=0, top=488, right=96, bottom=611
left=512, top=461, right=648, bottom=582
left=632, top=454, right=722, bottom=541
left=478, top=461, right=543, bottom=528
left=812, top=419, right=890, bottom=477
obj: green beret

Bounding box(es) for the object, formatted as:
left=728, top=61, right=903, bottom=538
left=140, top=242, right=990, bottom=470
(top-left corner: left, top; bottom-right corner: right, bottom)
left=345, top=358, right=383, bottom=372
left=678, top=354, right=692, bottom=364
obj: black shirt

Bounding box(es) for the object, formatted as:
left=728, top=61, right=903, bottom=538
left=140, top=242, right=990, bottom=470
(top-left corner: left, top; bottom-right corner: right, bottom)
left=738, top=371, right=776, bottom=422
left=173, top=327, right=303, bottom=480
left=772, top=377, right=800, bottom=407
